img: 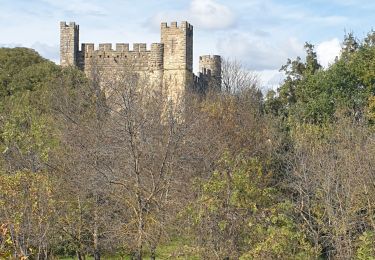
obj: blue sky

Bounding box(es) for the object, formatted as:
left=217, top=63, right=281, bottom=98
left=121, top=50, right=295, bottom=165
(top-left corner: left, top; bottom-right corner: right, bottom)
left=0, top=0, right=374, bottom=89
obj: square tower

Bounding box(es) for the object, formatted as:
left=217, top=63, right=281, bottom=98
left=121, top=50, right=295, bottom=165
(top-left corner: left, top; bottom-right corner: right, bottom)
left=60, top=22, right=79, bottom=66
left=161, top=21, right=193, bottom=71
left=161, top=22, right=194, bottom=106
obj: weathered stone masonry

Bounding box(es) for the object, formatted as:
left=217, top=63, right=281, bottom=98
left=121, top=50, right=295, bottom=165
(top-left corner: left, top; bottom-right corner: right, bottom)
left=60, top=21, right=221, bottom=102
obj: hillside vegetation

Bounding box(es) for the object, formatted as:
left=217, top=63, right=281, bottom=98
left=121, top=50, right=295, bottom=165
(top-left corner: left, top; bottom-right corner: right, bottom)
left=0, top=31, right=374, bottom=260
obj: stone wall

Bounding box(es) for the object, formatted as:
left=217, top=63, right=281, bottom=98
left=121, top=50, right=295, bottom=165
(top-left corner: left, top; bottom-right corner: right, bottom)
left=77, top=42, right=164, bottom=91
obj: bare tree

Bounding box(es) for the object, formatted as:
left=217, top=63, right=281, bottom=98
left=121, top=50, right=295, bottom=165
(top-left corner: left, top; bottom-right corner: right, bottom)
left=221, top=58, right=258, bottom=93
left=103, top=68, right=190, bottom=259
left=289, top=117, right=375, bottom=259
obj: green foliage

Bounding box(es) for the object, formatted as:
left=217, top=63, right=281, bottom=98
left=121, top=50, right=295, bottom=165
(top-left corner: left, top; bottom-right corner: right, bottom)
left=240, top=202, right=318, bottom=260
left=278, top=42, right=321, bottom=110
left=1, top=91, right=57, bottom=165
left=189, top=153, right=317, bottom=259
left=367, top=95, right=375, bottom=124
left=272, top=32, right=375, bottom=124
left=291, top=59, right=363, bottom=123
left=0, top=171, right=55, bottom=259
left=0, top=48, right=46, bottom=97
left=0, top=48, right=91, bottom=173
left=356, top=232, right=375, bottom=260
left=264, top=90, right=284, bottom=116
left=341, top=32, right=359, bottom=59
left=200, top=154, right=274, bottom=214
left=8, top=61, right=59, bottom=94
left=53, top=194, right=94, bottom=258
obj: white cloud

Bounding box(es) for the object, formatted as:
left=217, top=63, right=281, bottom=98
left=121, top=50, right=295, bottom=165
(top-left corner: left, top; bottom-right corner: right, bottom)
left=190, top=0, right=235, bottom=29
left=256, top=69, right=285, bottom=92
left=31, top=42, right=59, bottom=63
left=149, top=0, right=235, bottom=30
left=40, top=0, right=107, bottom=16
left=0, top=43, right=23, bottom=48
left=316, top=38, right=341, bottom=68
left=217, top=31, right=304, bottom=70
left=321, top=0, right=375, bottom=8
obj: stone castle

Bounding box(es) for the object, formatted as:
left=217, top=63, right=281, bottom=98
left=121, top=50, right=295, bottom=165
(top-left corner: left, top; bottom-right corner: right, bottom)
left=60, top=21, right=222, bottom=103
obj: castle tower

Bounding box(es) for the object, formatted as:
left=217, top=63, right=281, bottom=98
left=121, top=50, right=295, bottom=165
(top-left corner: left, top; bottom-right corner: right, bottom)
left=199, top=55, right=222, bottom=91
left=60, top=22, right=79, bottom=67
left=161, top=21, right=194, bottom=104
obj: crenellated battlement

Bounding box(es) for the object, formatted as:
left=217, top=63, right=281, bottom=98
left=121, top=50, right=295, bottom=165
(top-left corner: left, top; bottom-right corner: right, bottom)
left=199, top=55, right=221, bottom=62
left=161, top=21, right=193, bottom=31
left=80, top=43, right=164, bottom=53
left=60, top=21, right=79, bottom=30
left=77, top=41, right=165, bottom=72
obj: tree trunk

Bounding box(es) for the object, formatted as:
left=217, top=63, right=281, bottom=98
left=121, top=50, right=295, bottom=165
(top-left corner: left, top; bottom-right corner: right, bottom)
left=136, top=210, right=143, bottom=260
left=150, top=246, right=156, bottom=260
left=93, top=204, right=101, bottom=260
left=135, top=201, right=144, bottom=260
left=77, top=251, right=84, bottom=260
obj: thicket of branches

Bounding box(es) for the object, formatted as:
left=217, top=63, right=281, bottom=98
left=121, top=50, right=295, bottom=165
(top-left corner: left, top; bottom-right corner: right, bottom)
left=0, top=30, right=374, bottom=260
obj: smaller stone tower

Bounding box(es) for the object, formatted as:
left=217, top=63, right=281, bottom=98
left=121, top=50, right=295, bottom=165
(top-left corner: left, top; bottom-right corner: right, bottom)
left=60, top=22, right=79, bottom=66
left=199, top=55, right=222, bottom=91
